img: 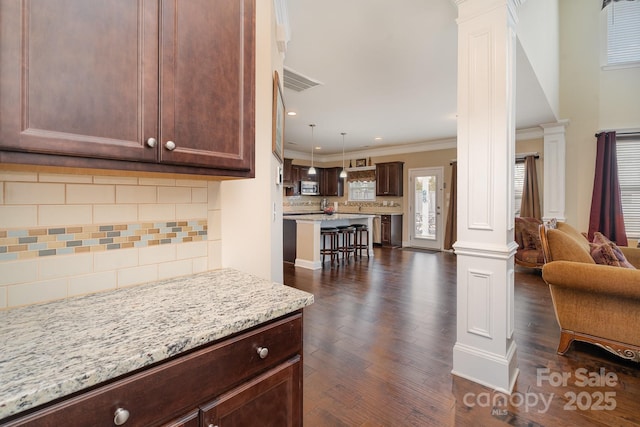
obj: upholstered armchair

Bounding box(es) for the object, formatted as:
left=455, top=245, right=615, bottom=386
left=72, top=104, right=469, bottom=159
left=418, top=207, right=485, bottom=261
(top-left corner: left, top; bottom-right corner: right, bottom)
left=514, top=217, right=544, bottom=268
left=539, top=222, right=640, bottom=362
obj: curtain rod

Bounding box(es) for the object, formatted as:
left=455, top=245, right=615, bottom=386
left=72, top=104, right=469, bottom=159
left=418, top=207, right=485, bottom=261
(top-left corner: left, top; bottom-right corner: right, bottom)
left=516, top=152, right=539, bottom=159
left=449, top=152, right=539, bottom=165
left=595, top=131, right=640, bottom=137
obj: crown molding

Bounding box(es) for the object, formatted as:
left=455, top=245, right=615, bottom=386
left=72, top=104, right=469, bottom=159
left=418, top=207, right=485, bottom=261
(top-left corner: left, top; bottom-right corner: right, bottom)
left=284, top=127, right=543, bottom=162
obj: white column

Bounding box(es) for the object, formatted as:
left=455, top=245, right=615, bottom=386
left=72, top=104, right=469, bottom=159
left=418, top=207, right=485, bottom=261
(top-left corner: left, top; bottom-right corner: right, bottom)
left=540, top=120, right=569, bottom=223
left=452, top=0, right=523, bottom=394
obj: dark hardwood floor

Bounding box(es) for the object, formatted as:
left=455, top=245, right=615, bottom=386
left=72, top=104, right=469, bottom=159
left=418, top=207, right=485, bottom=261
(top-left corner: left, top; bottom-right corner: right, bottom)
left=284, top=247, right=640, bottom=427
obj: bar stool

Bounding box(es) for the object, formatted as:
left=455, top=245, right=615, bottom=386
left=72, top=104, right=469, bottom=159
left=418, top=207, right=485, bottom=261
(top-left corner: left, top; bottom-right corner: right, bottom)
left=336, top=225, right=356, bottom=263
left=320, top=227, right=339, bottom=267
left=352, top=223, right=369, bottom=258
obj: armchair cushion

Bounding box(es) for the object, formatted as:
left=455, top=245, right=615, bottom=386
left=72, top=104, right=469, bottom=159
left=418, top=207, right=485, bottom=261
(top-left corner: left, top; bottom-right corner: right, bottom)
left=545, top=228, right=595, bottom=264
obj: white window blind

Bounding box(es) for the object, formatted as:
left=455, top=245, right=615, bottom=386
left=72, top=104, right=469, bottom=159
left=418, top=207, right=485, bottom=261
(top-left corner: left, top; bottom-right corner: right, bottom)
left=617, top=138, right=640, bottom=238
left=514, top=162, right=525, bottom=217
left=607, top=1, right=640, bottom=66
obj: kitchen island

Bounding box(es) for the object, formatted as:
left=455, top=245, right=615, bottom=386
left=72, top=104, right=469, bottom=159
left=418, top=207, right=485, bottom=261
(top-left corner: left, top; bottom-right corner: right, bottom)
left=283, top=213, right=375, bottom=269
left=0, top=269, right=313, bottom=425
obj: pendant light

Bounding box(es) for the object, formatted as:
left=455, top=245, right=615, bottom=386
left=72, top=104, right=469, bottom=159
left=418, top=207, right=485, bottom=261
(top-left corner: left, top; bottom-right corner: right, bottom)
left=339, top=132, right=348, bottom=178
left=308, top=124, right=317, bottom=175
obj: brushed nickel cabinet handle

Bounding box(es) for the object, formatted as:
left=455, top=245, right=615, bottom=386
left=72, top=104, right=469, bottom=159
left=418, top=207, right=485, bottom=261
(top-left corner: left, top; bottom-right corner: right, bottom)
left=113, top=407, right=130, bottom=425
left=257, top=346, right=269, bottom=359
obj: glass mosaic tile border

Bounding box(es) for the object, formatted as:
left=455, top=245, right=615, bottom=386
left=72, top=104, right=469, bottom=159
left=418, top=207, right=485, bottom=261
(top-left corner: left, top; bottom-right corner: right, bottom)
left=0, top=220, right=207, bottom=262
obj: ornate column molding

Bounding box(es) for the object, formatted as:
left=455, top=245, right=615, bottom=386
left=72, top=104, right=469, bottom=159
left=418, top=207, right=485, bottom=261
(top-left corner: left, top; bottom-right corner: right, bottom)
left=540, top=119, right=569, bottom=222
left=452, top=0, right=522, bottom=395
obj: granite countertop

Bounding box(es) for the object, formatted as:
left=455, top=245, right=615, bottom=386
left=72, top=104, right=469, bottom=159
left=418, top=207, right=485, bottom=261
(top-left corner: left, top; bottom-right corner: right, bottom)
left=359, top=212, right=403, bottom=215
left=283, top=213, right=376, bottom=221
left=0, top=269, right=314, bottom=420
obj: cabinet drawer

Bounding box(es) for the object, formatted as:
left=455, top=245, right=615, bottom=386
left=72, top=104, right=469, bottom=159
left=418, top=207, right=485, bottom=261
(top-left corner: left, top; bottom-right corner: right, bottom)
left=4, top=313, right=302, bottom=427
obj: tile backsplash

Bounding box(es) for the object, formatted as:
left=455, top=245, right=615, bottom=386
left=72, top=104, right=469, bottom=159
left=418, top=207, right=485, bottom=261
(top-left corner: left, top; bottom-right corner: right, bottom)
left=0, top=220, right=207, bottom=260
left=0, top=168, right=220, bottom=309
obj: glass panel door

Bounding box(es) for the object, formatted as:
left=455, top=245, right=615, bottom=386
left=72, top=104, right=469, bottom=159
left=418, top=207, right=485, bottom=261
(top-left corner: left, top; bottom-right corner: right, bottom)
left=409, top=167, right=443, bottom=250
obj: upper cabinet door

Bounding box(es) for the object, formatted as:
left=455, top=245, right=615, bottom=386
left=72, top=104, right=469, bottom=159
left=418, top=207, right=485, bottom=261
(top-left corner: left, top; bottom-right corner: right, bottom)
left=0, top=0, right=159, bottom=162
left=376, top=162, right=403, bottom=196
left=159, top=0, right=255, bottom=172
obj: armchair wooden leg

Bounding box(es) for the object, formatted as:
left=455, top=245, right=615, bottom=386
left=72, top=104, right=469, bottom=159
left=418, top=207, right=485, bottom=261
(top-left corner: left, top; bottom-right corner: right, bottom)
left=557, top=330, right=575, bottom=354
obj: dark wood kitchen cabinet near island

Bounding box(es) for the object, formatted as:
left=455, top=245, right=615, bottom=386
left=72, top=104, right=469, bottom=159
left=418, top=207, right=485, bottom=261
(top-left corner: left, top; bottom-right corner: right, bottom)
left=381, top=214, right=402, bottom=247
left=0, top=0, right=255, bottom=178
left=2, top=313, right=303, bottom=427
left=376, top=162, right=404, bottom=196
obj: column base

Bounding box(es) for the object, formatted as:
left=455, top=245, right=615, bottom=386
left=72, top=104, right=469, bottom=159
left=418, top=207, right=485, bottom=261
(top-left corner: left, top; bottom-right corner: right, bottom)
left=452, top=340, right=519, bottom=394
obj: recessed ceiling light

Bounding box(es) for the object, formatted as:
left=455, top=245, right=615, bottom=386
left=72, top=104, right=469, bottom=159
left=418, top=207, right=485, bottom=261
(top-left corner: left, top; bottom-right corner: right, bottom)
left=374, top=137, right=382, bottom=141
left=287, top=111, right=297, bottom=116
left=315, top=146, right=321, bottom=150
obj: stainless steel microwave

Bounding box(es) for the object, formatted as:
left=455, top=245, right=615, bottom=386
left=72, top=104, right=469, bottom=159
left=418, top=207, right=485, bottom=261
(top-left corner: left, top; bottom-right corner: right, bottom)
left=300, top=181, right=319, bottom=195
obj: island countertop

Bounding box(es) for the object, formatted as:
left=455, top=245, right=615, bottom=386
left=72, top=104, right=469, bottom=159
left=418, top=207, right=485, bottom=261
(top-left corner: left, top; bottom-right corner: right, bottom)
left=283, top=213, right=376, bottom=221
left=0, top=269, right=314, bottom=420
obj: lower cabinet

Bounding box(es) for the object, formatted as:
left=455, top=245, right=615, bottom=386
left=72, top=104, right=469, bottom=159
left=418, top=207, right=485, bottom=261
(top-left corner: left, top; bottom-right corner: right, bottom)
left=200, top=358, right=300, bottom=427
left=381, top=214, right=402, bottom=247
left=2, top=313, right=303, bottom=427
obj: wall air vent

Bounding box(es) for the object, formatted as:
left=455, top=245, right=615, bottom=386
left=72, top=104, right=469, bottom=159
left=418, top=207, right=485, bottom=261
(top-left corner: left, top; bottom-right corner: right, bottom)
left=283, top=66, right=323, bottom=92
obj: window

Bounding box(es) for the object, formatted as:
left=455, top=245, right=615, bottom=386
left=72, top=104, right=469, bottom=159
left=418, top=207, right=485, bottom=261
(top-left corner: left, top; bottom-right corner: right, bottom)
left=348, top=180, right=376, bottom=202
left=617, top=137, right=640, bottom=238
left=604, top=1, right=640, bottom=68
left=514, top=161, right=525, bottom=217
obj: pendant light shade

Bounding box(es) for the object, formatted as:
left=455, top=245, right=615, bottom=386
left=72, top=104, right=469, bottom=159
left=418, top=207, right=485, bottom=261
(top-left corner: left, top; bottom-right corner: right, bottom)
left=340, top=132, right=348, bottom=178
left=308, top=124, right=316, bottom=175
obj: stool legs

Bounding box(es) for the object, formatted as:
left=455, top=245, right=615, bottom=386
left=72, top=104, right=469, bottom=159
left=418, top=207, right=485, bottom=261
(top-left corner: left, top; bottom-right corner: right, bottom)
left=338, top=228, right=355, bottom=264
left=322, top=226, right=369, bottom=267
left=352, top=225, right=369, bottom=258
left=321, top=228, right=339, bottom=267
left=356, top=228, right=369, bottom=258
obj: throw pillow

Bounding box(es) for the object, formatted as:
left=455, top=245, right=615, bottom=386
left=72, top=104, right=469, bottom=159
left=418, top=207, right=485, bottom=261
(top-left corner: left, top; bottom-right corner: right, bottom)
left=590, top=232, right=636, bottom=269
left=545, top=218, right=557, bottom=229
left=522, top=227, right=541, bottom=250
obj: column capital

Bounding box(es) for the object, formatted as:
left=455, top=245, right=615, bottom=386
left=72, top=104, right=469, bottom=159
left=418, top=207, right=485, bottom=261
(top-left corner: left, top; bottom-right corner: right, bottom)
left=540, top=119, right=570, bottom=134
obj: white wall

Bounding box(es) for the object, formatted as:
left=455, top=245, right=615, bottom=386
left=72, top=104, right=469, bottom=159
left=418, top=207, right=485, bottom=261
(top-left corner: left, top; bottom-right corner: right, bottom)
left=221, top=0, right=285, bottom=283
left=560, top=0, right=640, bottom=231
left=518, top=0, right=560, bottom=119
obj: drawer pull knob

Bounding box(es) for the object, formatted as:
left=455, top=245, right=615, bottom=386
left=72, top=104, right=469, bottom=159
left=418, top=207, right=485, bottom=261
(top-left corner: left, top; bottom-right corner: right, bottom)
left=165, top=140, right=176, bottom=151
left=146, top=137, right=157, bottom=148
left=113, top=407, right=130, bottom=425
left=257, top=346, right=269, bottom=359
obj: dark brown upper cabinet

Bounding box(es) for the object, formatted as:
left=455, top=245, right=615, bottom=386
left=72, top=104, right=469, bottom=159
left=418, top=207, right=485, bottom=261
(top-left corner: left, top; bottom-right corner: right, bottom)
left=376, top=162, right=404, bottom=196
left=320, top=167, right=344, bottom=197
left=0, top=0, right=255, bottom=178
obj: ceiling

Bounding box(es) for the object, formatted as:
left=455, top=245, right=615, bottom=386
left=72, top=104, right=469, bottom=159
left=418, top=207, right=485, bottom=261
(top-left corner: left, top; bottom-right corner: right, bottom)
left=281, top=0, right=557, bottom=157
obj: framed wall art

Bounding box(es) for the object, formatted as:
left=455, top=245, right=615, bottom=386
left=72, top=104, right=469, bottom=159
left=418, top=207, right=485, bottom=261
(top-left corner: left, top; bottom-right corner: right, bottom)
left=272, top=70, right=285, bottom=163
